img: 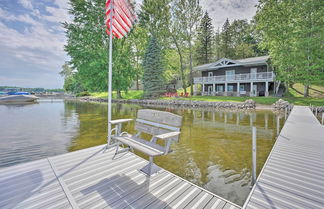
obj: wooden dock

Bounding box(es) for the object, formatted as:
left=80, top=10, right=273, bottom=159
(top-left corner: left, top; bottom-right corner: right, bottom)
left=0, top=144, right=240, bottom=209
left=243, top=106, right=324, bottom=208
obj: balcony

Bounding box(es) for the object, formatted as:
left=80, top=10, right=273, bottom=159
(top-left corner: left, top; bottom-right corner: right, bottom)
left=194, top=72, right=275, bottom=84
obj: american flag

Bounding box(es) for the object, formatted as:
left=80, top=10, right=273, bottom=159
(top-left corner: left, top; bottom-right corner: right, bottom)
left=105, top=0, right=136, bottom=39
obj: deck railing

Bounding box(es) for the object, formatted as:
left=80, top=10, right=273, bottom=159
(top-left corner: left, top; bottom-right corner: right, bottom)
left=194, top=72, right=274, bottom=83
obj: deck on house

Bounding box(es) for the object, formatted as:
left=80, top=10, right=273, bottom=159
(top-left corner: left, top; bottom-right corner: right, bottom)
left=0, top=144, right=240, bottom=209
left=243, top=106, right=324, bottom=209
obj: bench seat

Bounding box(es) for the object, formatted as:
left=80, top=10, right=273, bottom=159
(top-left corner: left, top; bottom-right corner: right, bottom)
left=112, top=135, right=165, bottom=156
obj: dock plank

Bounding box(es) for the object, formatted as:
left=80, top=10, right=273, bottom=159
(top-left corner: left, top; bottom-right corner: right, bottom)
left=0, top=144, right=240, bottom=209
left=243, top=106, right=324, bottom=209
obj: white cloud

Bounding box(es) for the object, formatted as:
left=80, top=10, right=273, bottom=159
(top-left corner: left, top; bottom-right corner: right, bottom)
left=0, top=21, right=65, bottom=69
left=0, top=8, right=37, bottom=25
left=0, top=1, right=70, bottom=88
left=19, top=0, right=34, bottom=10
left=44, top=6, right=71, bottom=23
left=200, top=0, right=258, bottom=30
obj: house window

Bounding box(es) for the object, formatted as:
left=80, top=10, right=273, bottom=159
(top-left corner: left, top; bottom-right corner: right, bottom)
left=240, top=85, right=245, bottom=91
left=208, top=72, right=213, bottom=77
left=227, top=85, right=234, bottom=92
left=217, top=85, right=223, bottom=92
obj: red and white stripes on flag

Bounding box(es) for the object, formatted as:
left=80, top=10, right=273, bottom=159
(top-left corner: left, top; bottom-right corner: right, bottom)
left=105, top=0, right=136, bottom=39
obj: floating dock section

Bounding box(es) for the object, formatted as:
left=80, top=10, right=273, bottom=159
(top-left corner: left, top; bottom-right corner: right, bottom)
left=0, top=145, right=240, bottom=209
left=243, top=106, right=324, bottom=208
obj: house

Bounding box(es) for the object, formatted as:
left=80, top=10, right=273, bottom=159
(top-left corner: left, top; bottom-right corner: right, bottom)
left=193, top=56, right=275, bottom=97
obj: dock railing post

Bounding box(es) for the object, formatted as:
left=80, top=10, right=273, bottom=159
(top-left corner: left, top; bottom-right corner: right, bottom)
left=315, top=107, right=318, bottom=117
left=322, top=113, right=324, bottom=125
left=252, top=126, right=257, bottom=186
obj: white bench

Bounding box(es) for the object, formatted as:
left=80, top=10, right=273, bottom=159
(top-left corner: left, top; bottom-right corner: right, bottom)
left=109, top=109, right=182, bottom=176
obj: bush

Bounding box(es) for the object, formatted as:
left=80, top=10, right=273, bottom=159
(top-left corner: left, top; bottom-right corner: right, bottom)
left=76, top=91, right=90, bottom=97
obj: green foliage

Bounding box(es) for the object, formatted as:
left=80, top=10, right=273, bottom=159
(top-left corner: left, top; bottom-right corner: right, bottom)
left=164, top=49, right=181, bottom=83
left=256, top=0, right=324, bottom=97
left=220, top=18, right=233, bottom=58
left=171, top=0, right=203, bottom=94
left=60, top=62, right=84, bottom=93
left=90, top=90, right=144, bottom=99
left=170, top=0, right=202, bottom=94
left=229, top=19, right=256, bottom=59
left=143, top=36, right=165, bottom=98
left=63, top=0, right=136, bottom=95
left=195, top=11, right=214, bottom=65
left=76, top=91, right=90, bottom=97
left=139, top=0, right=172, bottom=49
left=128, top=26, right=149, bottom=90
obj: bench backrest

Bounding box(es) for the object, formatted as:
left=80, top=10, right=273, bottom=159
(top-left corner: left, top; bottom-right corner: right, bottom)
left=135, top=109, right=182, bottom=141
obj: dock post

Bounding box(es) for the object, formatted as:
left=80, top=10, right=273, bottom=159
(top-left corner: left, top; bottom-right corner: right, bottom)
left=315, top=108, right=318, bottom=117
left=252, top=126, right=257, bottom=186
left=276, top=115, right=280, bottom=136
left=322, top=113, right=324, bottom=125
left=285, top=107, right=287, bottom=120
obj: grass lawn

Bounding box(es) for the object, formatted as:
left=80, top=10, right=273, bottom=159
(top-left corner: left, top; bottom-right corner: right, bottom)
left=90, top=90, right=143, bottom=99
left=288, top=83, right=324, bottom=98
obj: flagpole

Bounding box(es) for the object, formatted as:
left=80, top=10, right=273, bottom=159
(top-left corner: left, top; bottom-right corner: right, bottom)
left=107, top=0, right=114, bottom=147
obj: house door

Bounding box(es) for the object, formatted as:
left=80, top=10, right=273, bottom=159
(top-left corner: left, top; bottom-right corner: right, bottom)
left=251, top=68, right=257, bottom=79
left=252, top=84, right=257, bottom=96
left=208, top=86, right=213, bottom=95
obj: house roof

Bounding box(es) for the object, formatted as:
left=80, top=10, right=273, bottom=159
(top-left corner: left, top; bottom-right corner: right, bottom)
left=194, top=55, right=269, bottom=71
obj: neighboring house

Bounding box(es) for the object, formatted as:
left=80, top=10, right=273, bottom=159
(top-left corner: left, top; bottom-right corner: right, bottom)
left=193, top=56, right=275, bottom=97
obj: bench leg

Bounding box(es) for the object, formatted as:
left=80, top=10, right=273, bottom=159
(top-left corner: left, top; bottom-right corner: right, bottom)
left=112, top=143, right=132, bottom=159
left=140, top=156, right=161, bottom=176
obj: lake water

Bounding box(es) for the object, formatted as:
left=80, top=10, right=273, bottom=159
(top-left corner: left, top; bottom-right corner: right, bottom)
left=0, top=99, right=284, bottom=205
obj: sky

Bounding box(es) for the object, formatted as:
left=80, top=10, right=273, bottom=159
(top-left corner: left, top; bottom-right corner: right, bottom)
left=0, top=0, right=258, bottom=89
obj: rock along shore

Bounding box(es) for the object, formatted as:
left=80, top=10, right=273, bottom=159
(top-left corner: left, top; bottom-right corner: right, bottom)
left=79, top=97, right=257, bottom=109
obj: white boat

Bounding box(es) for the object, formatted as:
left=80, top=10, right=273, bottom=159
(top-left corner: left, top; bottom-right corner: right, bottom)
left=0, top=95, right=39, bottom=103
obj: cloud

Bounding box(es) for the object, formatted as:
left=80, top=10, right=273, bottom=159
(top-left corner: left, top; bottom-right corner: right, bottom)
left=0, top=1, right=69, bottom=88
left=19, top=0, right=34, bottom=10
left=200, top=0, right=258, bottom=29
left=44, top=6, right=71, bottom=23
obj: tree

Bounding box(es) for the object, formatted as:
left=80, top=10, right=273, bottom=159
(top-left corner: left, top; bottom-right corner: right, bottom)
left=256, top=0, right=324, bottom=97
left=60, top=63, right=84, bottom=93
left=220, top=18, right=233, bottom=58
left=213, top=28, right=222, bottom=60
left=138, top=0, right=172, bottom=49
left=112, top=39, right=136, bottom=98
left=63, top=0, right=136, bottom=96
left=195, top=11, right=214, bottom=65
left=170, top=0, right=189, bottom=94
left=229, top=19, right=254, bottom=59
left=129, top=26, right=149, bottom=90
left=171, top=0, right=202, bottom=94
left=142, top=36, right=165, bottom=98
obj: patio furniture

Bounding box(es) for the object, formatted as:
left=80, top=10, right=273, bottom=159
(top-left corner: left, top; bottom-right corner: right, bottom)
left=109, top=109, right=182, bottom=176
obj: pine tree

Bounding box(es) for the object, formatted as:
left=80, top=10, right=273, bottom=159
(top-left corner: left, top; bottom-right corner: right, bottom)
left=143, top=36, right=165, bottom=98
left=214, top=28, right=221, bottom=60
left=195, top=11, right=214, bottom=65
left=221, top=18, right=233, bottom=58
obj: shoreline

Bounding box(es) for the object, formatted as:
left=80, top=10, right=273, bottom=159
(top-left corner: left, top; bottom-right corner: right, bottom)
left=75, top=96, right=275, bottom=110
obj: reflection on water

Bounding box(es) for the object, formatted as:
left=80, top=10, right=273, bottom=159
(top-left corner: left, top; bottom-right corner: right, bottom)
left=0, top=99, right=284, bottom=205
